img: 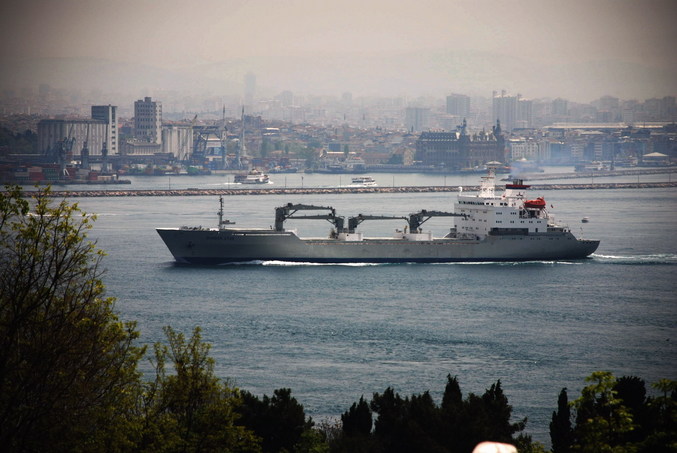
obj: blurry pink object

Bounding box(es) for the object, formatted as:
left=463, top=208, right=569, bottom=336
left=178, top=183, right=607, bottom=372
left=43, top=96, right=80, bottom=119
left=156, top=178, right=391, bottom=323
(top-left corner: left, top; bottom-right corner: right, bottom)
left=472, top=442, right=517, bottom=453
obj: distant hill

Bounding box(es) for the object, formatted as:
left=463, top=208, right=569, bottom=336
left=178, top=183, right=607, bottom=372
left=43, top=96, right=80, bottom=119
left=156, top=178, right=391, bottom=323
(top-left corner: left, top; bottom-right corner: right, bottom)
left=2, top=50, right=675, bottom=102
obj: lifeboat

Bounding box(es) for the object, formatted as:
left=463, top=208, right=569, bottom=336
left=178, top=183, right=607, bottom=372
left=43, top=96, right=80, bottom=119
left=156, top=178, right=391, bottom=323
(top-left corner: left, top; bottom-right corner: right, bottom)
left=524, top=197, right=546, bottom=209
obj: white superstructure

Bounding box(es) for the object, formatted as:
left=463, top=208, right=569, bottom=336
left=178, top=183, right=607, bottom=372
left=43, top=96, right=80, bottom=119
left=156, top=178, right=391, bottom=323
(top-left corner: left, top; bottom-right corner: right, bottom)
left=455, top=167, right=552, bottom=239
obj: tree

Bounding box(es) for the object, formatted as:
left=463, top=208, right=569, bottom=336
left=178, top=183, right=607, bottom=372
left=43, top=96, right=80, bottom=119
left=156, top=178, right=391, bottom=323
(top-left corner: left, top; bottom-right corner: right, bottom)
left=456, top=380, right=525, bottom=451
left=339, top=378, right=529, bottom=453
left=341, top=396, right=372, bottom=437
left=140, top=326, right=260, bottom=452
left=571, top=371, right=635, bottom=452
left=238, top=387, right=315, bottom=453
left=637, top=379, right=677, bottom=453
left=550, top=388, right=574, bottom=453
left=440, top=375, right=464, bottom=450
left=0, top=185, right=144, bottom=452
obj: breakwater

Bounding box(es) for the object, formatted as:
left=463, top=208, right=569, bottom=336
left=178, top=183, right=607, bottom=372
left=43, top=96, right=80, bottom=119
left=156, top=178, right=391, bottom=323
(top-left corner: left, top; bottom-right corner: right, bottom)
left=33, top=181, right=677, bottom=197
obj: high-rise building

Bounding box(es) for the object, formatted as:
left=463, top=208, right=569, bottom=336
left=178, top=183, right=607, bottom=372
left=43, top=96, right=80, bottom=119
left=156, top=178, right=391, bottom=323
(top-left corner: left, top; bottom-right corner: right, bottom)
left=493, top=91, right=518, bottom=132
left=493, top=91, right=533, bottom=131
left=405, top=107, right=431, bottom=132
left=446, top=93, right=470, bottom=119
left=134, top=97, right=162, bottom=144
left=552, top=98, right=568, bottom=116
left=91, top=105, right=118, bottom=155
left=244, top=72, right=256, bottom=109
left=517, top=98, right=533, bottom=129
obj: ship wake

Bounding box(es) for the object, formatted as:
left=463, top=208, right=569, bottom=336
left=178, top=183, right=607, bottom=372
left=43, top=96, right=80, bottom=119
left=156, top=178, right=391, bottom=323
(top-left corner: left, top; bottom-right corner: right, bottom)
left=591, top=253, right=677, bottom=265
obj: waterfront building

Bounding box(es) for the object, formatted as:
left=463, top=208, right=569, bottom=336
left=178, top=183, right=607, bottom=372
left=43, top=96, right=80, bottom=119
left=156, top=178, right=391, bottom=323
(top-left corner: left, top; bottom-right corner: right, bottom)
left=37, top=119, right=108, bottom=158
left=415, top=120, right=505, bottom=169
left=162, top=124, right=194, bottom=161
left=134, top=97, right=162, bottom=144
left=508, top=138, right=547, bottom=161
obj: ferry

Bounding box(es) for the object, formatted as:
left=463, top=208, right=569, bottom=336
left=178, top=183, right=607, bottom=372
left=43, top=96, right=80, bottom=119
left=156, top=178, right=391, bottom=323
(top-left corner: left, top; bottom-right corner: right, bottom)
left=351, top=176, right=377, bottom=187
left=233, top=169, right=270, bottom=184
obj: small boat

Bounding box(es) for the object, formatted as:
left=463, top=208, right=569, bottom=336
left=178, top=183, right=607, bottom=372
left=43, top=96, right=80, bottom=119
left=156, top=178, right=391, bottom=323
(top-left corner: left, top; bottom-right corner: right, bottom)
left=233, top=169, right=270, bottom=184
left=581, top=217, right=589, bottom=223
left=351, top=176, right=377, bottom=187
left=524, top=197, right=546, bottom=209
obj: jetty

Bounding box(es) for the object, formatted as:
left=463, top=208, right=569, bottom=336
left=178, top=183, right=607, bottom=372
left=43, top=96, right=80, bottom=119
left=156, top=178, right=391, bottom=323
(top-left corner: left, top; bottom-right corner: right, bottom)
left=22, top=181, right=677, bottom=197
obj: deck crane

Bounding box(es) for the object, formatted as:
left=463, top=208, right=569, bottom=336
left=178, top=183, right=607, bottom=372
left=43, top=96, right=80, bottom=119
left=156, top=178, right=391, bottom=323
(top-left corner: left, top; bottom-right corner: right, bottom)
left=407, top=210, right=466, bottom=233
left=347, top=214, right=408, bottom=233
left=274, top=203, right=345, bottom=233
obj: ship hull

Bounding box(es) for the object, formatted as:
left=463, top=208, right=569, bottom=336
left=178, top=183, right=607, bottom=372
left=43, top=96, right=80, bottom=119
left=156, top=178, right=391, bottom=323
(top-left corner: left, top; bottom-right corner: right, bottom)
left=156, top=228, right=600, bottom=264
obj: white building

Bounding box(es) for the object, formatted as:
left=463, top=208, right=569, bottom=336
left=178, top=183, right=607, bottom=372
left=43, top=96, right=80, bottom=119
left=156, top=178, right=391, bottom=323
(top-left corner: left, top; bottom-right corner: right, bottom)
left=493, top=91, right=533, bottom=131
left=91, top=105, right=118, bottom=155
left=134, top=97, right=162, bottom=144
left=162, top=125, right=194, bottom=160
left=492, top=92, right=518, bottom=132
left=508, top=139, right=550, bottom=162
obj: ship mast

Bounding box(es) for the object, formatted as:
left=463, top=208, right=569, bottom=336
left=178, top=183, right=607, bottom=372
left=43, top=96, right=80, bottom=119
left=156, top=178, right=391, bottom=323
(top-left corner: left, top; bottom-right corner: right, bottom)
left=218, top=196, right=224, bottom=229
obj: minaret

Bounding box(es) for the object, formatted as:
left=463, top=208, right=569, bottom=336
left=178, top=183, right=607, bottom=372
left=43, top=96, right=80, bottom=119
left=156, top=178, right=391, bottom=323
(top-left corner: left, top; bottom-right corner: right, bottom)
left=235, top=106, right=247, bottom=169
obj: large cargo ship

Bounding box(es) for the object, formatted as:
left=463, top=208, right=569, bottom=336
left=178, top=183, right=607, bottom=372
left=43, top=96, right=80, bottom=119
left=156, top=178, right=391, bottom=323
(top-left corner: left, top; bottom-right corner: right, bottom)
left=157, top=169, right=599, bottom=264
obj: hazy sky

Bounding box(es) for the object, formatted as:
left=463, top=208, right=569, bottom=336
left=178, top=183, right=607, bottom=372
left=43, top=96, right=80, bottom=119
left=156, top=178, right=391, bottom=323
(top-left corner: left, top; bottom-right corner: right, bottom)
left=1, top=0, right=676, bottom=100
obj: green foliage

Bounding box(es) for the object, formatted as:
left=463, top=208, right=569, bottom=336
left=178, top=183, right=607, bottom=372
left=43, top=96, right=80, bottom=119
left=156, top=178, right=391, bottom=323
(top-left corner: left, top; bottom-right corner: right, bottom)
left=341, top=396, right=372, bottom=437
left=0, top=185, right=144, bottom=452
left=140, top=326, right=261, bottom=452
left=331, top=375, right=527, bottom=453
left=572, top=371, right=636, bottom=452
left=557, top=372, right=677, bottom=453
left=238, top=387, right=315, bottom=453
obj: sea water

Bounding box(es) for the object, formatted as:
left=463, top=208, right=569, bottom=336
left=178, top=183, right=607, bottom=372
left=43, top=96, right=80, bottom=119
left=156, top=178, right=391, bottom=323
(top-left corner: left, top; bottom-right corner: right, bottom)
left=72, top=184, right=676, bottom=445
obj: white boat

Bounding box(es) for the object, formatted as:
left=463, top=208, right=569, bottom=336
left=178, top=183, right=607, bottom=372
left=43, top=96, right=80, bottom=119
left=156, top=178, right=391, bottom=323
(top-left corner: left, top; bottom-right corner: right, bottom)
left=233, top=169, right=270, bottom=184
left=351, top=176, right=377, bottom=187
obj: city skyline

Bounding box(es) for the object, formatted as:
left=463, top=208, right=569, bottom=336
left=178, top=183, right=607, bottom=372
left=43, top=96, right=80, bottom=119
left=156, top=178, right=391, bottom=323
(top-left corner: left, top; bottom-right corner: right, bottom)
left=1, top=0, right=676, bottom=103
